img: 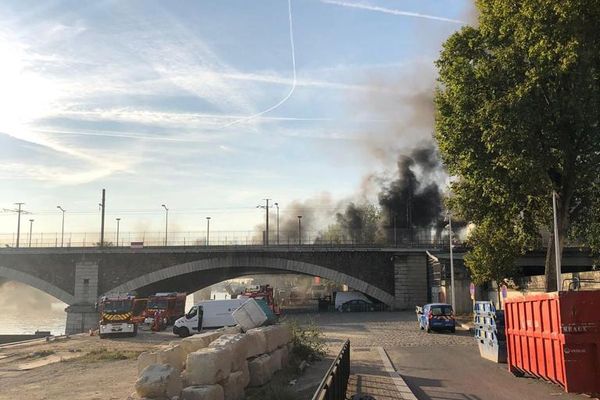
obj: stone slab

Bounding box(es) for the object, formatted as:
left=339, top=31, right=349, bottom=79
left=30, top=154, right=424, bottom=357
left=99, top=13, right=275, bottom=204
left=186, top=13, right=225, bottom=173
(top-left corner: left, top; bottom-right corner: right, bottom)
left=135, top=364, right=182, bottom=399
left=181, top=385, right=224, bottom=400
left=186, top=347, right=232, bottom=385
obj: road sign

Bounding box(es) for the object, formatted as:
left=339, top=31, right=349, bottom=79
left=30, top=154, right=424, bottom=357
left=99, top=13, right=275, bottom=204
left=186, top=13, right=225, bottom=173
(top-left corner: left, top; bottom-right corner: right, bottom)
left=469, top=282, right=475, bottom=300
left=501, top=284, right=508, bottom=299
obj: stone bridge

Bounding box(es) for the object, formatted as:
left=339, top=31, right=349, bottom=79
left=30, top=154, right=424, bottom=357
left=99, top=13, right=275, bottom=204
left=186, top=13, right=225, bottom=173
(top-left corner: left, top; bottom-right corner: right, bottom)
left=0, top=246, right=594, bottom=333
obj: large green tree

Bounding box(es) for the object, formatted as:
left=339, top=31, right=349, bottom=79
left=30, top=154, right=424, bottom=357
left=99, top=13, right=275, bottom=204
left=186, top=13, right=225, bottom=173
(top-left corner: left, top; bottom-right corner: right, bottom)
left=435, top=0, right=600, bottom=290
left=464, top=218, right=522, bottom=306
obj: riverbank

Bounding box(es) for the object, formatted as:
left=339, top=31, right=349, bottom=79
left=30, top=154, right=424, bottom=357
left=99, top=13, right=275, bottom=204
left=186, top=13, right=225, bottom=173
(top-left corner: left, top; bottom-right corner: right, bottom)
left=0, top=331, right=174, bottom=400
left=0, top=332, right=53, bottom=345
left=0, top=321, right=335, bottom=400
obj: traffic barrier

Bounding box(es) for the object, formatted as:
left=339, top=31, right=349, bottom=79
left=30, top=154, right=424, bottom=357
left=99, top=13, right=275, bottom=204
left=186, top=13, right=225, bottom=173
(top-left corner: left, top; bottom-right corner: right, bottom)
left=473, top=301, right=506, bottom=363
left=505, top=291, right=600, bottom=395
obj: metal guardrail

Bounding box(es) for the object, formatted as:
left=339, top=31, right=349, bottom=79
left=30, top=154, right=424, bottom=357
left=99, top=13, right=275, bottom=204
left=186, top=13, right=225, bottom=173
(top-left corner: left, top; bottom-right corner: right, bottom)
left=312, top=339, right=351, bottom=400
left=0, top=228, right=452, bottom=249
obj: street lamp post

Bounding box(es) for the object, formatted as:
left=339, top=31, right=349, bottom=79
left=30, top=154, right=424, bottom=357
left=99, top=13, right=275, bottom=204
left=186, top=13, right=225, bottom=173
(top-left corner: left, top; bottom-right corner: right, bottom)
left=552, top=191, right=562, bottom=291
left=57, top=206, right=66, bottom=247
left=161, top=204, right=169, bottom=246
left=116, top=218, right=121, bottom=247
left=274, top=202, right=280, bottom=245
left=297, top=215, right=302, bottom=245
left=206, top=217, right=211, bottom=246
left=28, top=219, right=34, bottom=247
left=14, top=202, right=24, bottom=248
left=99, top=189, right=106, bottom=247
left=447, top=213, right=456, bottom=311
left=256, top=199, right=271, bottom=245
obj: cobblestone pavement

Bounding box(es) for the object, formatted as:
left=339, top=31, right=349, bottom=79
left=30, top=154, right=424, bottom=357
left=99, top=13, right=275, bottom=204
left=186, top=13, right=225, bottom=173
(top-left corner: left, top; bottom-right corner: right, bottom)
left=289, top=311, right=473, bottom=348
left=289, top=311, right=472, bottom=399
left=289, top=311, right=590, bottom=400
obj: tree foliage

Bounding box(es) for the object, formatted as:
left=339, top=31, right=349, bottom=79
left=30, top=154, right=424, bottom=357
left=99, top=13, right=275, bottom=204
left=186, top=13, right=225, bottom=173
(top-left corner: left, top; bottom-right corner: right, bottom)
left=464, top=219, right=521, bottom=286
left=435, top=0, right=600, bottom=289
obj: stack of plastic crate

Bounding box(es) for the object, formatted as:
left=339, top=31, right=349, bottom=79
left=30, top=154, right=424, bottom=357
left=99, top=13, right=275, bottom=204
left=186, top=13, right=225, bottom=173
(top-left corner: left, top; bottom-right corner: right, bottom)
left=473, top=301, right=507, bottom=363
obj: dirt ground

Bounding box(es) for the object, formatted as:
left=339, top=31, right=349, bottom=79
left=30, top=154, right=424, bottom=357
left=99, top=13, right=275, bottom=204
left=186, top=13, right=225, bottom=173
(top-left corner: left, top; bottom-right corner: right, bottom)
left=0, top=331, right=173, bottom=400
left=0, top=326, right=333, bottom=400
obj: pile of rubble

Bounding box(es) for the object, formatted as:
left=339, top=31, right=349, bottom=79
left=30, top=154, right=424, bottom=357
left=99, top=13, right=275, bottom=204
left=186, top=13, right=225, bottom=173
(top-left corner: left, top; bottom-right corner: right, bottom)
left=134, top=324, right=292, bottom=400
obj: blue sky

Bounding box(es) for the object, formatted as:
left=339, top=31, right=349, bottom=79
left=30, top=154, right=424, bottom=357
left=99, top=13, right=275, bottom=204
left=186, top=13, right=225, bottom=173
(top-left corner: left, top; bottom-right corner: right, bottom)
left=0, top=0, right=474, bottom=243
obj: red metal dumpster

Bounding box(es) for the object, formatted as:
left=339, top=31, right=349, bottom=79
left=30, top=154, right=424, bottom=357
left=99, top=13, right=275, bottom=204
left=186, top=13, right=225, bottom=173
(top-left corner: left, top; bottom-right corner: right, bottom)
left=505, top=291, right=600, bottom=394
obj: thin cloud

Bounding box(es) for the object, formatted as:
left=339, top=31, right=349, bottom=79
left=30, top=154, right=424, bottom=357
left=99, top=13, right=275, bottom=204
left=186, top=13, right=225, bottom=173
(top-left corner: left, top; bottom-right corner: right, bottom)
left=321, top=0, right=466, bottom=24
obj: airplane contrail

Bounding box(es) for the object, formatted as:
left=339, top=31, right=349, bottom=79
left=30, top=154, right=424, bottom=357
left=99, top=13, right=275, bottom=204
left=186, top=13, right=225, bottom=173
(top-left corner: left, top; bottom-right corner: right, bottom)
left=223, top=0, right=297, bottom=128
left=321, top=0, right=466, bottom=24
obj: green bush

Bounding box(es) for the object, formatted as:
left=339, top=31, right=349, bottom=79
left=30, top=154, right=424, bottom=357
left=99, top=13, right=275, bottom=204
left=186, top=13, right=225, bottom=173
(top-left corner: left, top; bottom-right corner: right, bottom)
left=287, top=319, right=326, bottom=361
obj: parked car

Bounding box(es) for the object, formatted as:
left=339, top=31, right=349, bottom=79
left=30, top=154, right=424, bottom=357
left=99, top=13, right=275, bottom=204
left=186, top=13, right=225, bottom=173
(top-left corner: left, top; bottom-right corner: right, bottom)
left=417, top=303, right=456, bottom=333
left=334, top=291, right=372, bottom=311
left=340, top=299, right=375, bottom=312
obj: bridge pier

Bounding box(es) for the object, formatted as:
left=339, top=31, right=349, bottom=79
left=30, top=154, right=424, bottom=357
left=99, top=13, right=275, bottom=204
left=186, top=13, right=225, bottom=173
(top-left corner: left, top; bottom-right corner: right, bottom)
left=394, top=254, right=427, bottom=310
left=65, top=261, right=99, bottom=334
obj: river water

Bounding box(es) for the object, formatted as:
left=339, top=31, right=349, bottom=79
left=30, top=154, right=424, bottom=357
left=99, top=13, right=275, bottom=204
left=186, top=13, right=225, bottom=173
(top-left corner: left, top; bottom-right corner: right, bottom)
left=0, top=282, right=229, bottom=335
left=0, top=282, right=68, bottom=335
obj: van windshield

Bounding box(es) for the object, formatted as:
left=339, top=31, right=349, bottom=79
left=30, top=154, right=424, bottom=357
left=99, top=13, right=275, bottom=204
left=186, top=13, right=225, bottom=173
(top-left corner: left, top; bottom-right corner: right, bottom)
left=186, top=306, right=197, bottom=319
left=430, top=305, right=453, bottom=316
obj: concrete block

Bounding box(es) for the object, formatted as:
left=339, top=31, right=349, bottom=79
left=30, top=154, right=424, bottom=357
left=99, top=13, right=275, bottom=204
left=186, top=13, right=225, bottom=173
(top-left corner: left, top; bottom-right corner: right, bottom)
left=186, top=347, right=232, bottom=385
left=181, top=334, right=213, bottom=354
left=209, top=334, right=250, bottom=371
left=137, top=351, right=159, bottom=375
left=245, top=328, right=267, bottom=358
left=268, top=348, right=282, bottom=373
left=135, top=364, right=182, bottom=399
left=157, top=344, right=186, bottom=371
left=181, top=385, right=224, bottom=400
left=248, top=354, right=272, bottom=387
left=238, top=361, right=250, bottom=388
left=222, top=325, right=242, bottom=334
left=220, top=371, right=246, bottom=400
left=279, top=345, right=289, bottom=368
left=259, top=325, right=292, bottom=352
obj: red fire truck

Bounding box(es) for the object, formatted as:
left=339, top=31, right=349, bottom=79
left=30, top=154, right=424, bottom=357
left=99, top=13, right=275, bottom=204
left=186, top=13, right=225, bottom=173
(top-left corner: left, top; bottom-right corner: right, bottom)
left=98, top=294, right=138, bottom=338
left=131, top=297, right=148, bottom=325
left=142, top=292, right=187, bottom=331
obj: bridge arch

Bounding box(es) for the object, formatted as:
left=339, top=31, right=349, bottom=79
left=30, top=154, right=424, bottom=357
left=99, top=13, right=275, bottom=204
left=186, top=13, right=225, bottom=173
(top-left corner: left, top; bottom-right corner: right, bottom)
left=0, top=265, right=75, bottom=305
left=105, top=256, right=395, bottom=306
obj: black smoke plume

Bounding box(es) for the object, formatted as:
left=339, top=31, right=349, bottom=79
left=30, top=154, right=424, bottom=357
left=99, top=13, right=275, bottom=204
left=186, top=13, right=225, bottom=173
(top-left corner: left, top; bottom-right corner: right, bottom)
left=333, top=203, right=379, bottom=243
left=378, top=145, right=443, bottom=232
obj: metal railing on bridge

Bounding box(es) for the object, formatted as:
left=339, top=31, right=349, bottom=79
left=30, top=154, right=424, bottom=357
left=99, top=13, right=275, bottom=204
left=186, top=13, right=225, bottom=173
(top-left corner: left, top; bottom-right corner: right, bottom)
left=0, top=228, right=453, bottom=249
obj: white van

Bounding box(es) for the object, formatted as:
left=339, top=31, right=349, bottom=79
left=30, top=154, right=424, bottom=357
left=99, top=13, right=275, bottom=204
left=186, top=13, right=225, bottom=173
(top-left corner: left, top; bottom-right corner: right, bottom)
left=172, top=299, right=244, bottom=337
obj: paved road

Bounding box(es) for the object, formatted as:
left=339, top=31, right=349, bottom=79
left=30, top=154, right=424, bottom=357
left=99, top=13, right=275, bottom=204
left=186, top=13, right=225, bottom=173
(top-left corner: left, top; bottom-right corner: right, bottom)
left=294, top=311, right=589, bottom=400
left=388, top=333, right=583, bottom=400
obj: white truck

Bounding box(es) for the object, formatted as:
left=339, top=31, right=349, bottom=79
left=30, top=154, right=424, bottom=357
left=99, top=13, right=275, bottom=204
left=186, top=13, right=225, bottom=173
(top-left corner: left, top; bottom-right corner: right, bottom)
left=172, top=299, right=244, bottom=337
